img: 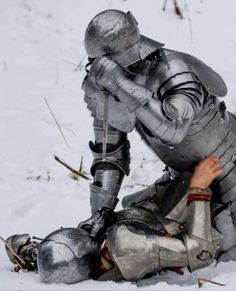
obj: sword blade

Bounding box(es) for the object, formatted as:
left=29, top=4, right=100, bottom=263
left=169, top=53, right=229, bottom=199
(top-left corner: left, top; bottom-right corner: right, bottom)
left=102, top=92, right=109, bottom=161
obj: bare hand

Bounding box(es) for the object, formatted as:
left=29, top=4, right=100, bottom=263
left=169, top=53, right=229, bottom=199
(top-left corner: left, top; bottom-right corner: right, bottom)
left=190, top=156, right=223, bottom=189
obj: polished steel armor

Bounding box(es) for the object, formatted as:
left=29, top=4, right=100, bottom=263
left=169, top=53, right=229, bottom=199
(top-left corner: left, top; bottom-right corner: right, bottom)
left=84, top=10, right=164, bottom=67
left=37, top=227, right=98, bottom=284
left=5, top=234, right=30, bottom=264
left=107, top=183, right=223, bottom=280
left=35, top=178, right=232, bottom=283
left=83, top=10, right=236, bottom=223
left=7, top=175, right=235, bottom=283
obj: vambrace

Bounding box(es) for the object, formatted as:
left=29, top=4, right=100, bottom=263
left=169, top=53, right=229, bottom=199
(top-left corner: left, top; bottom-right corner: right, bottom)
left=102, top=75, right=195, bottom=145
left=112, top=77, right=153, bottom=112
left=137, top=99, right=194, bottom=145
left=184, top=193, right=223, bottom=271
left=106, top=197, right=222, bottom=281
left=92, top=56, right=205, bottom=145
left=93, top=58, right=203, bottom=145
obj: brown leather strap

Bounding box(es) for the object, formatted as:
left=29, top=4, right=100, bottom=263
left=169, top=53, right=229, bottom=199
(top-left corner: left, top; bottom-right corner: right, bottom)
left=187, top=193, right=211, bottom=205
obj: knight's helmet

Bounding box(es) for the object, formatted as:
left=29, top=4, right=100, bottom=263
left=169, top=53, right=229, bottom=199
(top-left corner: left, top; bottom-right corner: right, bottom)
left=5, top=234, right=31, bottom=264
left=37, top=227, right=98, bottom=284
left=84, top=9, right=164, bottom=67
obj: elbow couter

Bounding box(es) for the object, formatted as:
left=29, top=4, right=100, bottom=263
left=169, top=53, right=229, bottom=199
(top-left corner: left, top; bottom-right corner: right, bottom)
left=167, top=133, right=186, bottom=146
left=184, top=234, right=221, bottom=272
left=152, top=129, right=185, bottom=146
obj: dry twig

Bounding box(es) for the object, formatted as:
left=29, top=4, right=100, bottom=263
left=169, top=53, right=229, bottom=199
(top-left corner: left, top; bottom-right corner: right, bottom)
left=162, top=0, right=184, bottom=19
left=43, top=97, right=70, bottom=147
left=173, top=0, right=184, bottom=19
left=197, top=277, right=226, bottom=288
left=54, top=155, right=90, bottom=180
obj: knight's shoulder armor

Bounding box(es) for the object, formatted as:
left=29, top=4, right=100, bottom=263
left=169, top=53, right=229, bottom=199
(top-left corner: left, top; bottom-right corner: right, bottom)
left=156, top=48, right=227, bottom=97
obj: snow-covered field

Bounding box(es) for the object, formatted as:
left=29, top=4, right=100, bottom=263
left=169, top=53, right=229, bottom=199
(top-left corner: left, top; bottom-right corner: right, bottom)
left=1, top=0, right=236, bottom=289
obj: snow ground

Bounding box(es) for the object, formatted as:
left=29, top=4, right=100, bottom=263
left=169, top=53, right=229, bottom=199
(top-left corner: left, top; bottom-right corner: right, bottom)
left=0, top=0, right=236, bottom=290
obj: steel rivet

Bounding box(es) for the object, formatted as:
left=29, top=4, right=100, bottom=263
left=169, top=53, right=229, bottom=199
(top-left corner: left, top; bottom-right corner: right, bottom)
left=219, top=118, right=224, bottom=123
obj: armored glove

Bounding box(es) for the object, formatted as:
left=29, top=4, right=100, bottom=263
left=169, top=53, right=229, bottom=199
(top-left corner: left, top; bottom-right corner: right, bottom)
left=78, top=207, right=117, bottom=243
left=89, top=56, right=152, bottom=112
left=89, top=56, right=125, bottom=95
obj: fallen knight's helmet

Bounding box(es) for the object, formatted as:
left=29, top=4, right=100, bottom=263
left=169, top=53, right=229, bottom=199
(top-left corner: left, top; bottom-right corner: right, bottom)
left=84, top=9, right=164, bottom=67
left=5, top=234, right=39, bottom=271
left=5, top=234, right=31, bottom=265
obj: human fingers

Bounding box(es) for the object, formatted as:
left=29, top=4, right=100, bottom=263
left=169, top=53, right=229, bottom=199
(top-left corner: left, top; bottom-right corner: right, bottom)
left=212, top=166, right=224, bottom=176
left=196, top=156, right=218, bottom=169
left=209, top=164, right=221, bottom=172
left=200, top=157, right=221, bottom=172
left=202, top=156, right=219, bottom=164
left=205, top=156, right=220, bottom=167
left=208, top=157, right=222, bottom=171
left=210, top=163, right=223, bottom=173
left=208, top=171, right=223, bottom=184
left=202, top=168, right=222, bottom=187
left=206, top=156, right=220, bottom=166
left=207, top=155, right=219, bottom=162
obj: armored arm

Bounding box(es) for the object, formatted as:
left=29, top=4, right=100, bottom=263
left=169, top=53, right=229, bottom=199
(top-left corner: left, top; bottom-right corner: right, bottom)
left=107, top=188, right=220, bottom=280
left=137, top=68, right=203, bottom=145
left=183, top=188, right=220, bottom=271
left=90, top=55, right=204, bottom=145
left=107, top=157, right=223, bottom=280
